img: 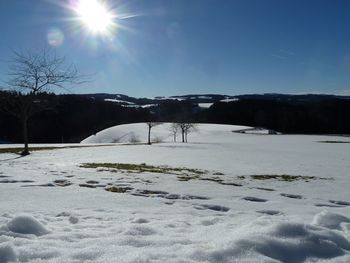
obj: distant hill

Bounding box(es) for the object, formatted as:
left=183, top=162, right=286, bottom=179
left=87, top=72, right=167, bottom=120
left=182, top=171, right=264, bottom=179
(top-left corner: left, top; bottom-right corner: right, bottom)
left=1, top=92, right=350, bottom=144
left=79, top=93, right=350, bottom=108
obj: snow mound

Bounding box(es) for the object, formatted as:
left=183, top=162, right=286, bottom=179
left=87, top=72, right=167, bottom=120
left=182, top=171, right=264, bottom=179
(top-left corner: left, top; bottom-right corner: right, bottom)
left=193, top=212, right=350, bottom=263
left=6, top=215, right=49, bottom=236
left=313, top=211, right=350, bottom=230
left=0, top=244, right=16, bottom=263
left=81, top=123, right=171, bottom=144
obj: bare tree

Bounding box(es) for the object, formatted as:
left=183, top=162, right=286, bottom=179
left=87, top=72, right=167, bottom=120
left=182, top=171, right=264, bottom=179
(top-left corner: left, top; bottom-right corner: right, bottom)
left=145, top=122, right=161, bottom=145
left=184, top=123, right=198, bottom=143
left=175, top=122, right=198, bottom=143
left=169, top=123, right=179, bottom=142
left=0, top=49, right=85, bottom=155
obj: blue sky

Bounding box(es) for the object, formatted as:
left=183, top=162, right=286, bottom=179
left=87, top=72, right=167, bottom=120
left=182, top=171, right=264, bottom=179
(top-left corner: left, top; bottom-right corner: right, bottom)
left=0, top=0, right=350, bottom=97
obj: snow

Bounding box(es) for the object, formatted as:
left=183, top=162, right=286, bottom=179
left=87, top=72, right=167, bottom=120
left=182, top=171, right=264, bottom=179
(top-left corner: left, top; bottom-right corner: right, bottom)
left=234, top=127, right=280, bottom=135
left=81, top=123, right=249, bottom=144
left=3, top=215, right=49, bottom=236
left=0, top=244, right=16, bottom=263
left=104, top=99, right=135, bottom=104
left=0, top=123, right=350, bottom=262
left=220, top=98, right=239, bottom=102
left=122, top=104, right=157, bottom=108
left=198, top=103, right=213, bottom=108
left=312, top=211, right=350, bottom=230
left=140, top=104, right=157, bottom=108
left=154, top=96, right=185, bottom=101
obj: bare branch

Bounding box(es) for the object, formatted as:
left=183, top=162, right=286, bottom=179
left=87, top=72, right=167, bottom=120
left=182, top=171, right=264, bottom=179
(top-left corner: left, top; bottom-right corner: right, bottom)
left=0, top=48, right=88, bottom=155
left=4, top=49, right=87, bottom=94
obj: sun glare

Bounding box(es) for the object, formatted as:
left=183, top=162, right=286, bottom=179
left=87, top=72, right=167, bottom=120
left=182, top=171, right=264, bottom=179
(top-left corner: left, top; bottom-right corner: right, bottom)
left=74, top=0, right=114, bottom=34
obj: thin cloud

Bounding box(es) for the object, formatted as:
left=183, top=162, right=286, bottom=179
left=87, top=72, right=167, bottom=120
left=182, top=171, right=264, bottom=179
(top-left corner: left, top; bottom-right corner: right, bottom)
left=271, top=49, right=296, bottom=60
left=271, top=54, right=288, bottom=60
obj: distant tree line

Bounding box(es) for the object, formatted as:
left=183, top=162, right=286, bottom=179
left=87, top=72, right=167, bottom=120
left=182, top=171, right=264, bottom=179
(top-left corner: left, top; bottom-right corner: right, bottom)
left=1, top=92, right=350, bottom=144
left=206, top=99, right=350, bottom=134
left=0, top=92, right=150, bottom=144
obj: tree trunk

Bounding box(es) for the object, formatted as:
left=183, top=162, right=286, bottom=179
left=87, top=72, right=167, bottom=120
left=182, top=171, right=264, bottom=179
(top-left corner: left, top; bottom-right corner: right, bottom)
left=182, top=129, right=185, bottom=143
left=21, top=116, right=30, bottom=156
left=148, top=126, right=151, bottom=145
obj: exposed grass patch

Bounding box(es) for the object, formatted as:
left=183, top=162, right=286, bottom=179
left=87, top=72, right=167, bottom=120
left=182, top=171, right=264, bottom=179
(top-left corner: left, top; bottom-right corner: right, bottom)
left=199, top=177, right=242, bottom=186
left=239, top=174, right=331, bottom=182
left=0, top=147, right=59, bottom=154
left=177, top=175, right=201, bottom=181
left=252, top=174, right=314, bottom=181
left=177, top=174, right=242, bottom=186
left=213, top=172, right=225, bottom=176
left=80, top=162, right=244, bottom=187
left=318, top=141, right=350, bottom=144
left=0, top=144, right=139, bottom=155
left=80, top=162, right=207, bottom=176
left=136, top=189, right=169, bottom=196
left=105, top=186, right=133, bottom=193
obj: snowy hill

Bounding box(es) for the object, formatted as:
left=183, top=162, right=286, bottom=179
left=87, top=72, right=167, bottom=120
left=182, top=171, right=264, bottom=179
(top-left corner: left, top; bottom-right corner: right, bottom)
left=81, top=123, right=251, bottom=144
left=0, top=123, right=350, bottom=262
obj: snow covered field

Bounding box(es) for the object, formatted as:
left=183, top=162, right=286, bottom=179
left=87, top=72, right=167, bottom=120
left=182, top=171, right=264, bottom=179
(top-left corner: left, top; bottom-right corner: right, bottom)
left=0, top=123, right=350, bottom=262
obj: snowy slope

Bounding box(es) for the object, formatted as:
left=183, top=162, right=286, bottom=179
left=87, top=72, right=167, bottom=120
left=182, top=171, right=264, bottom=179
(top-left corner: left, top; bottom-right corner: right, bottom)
left=0, top=123, right=350, bottom=262
left=81, top=123, right=251, bottom=144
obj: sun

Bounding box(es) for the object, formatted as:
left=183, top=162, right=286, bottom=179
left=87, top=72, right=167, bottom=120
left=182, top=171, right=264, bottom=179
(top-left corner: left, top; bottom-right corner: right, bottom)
left=74, top=0, right=115, bottom=34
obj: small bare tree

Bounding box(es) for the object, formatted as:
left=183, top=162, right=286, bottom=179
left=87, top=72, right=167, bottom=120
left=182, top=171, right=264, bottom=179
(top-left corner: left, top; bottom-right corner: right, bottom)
left=145, top=122, right=161, bottom=145
left=184, top=123, right=198, bottom=143
left=1, top=49, right=85, bottom=155
left=176, top=122, right=198, bottom=143
left=169, top=123, right=179, bottom=142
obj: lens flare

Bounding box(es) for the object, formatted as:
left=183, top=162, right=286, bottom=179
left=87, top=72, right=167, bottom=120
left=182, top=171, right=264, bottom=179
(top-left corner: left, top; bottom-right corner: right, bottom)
left=47, top=28, right=65, bottom=47
left=73, top=0, right=115, bottom=35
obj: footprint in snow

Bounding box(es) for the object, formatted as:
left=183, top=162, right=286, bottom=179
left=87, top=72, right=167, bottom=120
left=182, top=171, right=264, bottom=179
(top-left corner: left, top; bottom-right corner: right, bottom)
left=124, top=226, right=156, bottom=236
left=315, top=203, right=343, bottom=208
left=280, top=193, right=303, bottom=199
left=53, top=179, right=72, bottom=187
left=242, top=196, right=267, bottom=202
left=132, top=218, right=149, bottom=224
left=254, top=187, right=275, bottom=192
left=194, top=204, right=230, bottom=212
left=329, top=200, right=350, bottom=206
left=79, top=183, right=97, bottom=188
left=131, top=190, right=210, bottom=201
left=22, top=183, right=55, bottom=187
left=201, top=218, right=221, bottom=226
left=0, top=179, right=35, bottom=184
left=86, top=180, right=99, bottom=184
left=257, top=210, right=283, bottom=215
left=79, top=180, right=105, bottom=188
left=165, top=194, right=210, bottom=200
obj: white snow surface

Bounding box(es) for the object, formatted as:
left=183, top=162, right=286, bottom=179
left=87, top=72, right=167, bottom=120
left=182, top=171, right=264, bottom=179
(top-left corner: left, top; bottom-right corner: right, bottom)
left=0, top=123, right=350, bottom=262
left=81, top=123, right=249, bottom=144
left=220, top=98, right=239, bottom=102
left=198, top=103, right=213, bottom=108
left=104, top=99, right=135, bottom=104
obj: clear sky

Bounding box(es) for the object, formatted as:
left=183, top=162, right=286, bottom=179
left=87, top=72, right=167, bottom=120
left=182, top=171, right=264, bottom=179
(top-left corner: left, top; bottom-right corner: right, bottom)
left=0, top=0, right=350, bottom=97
